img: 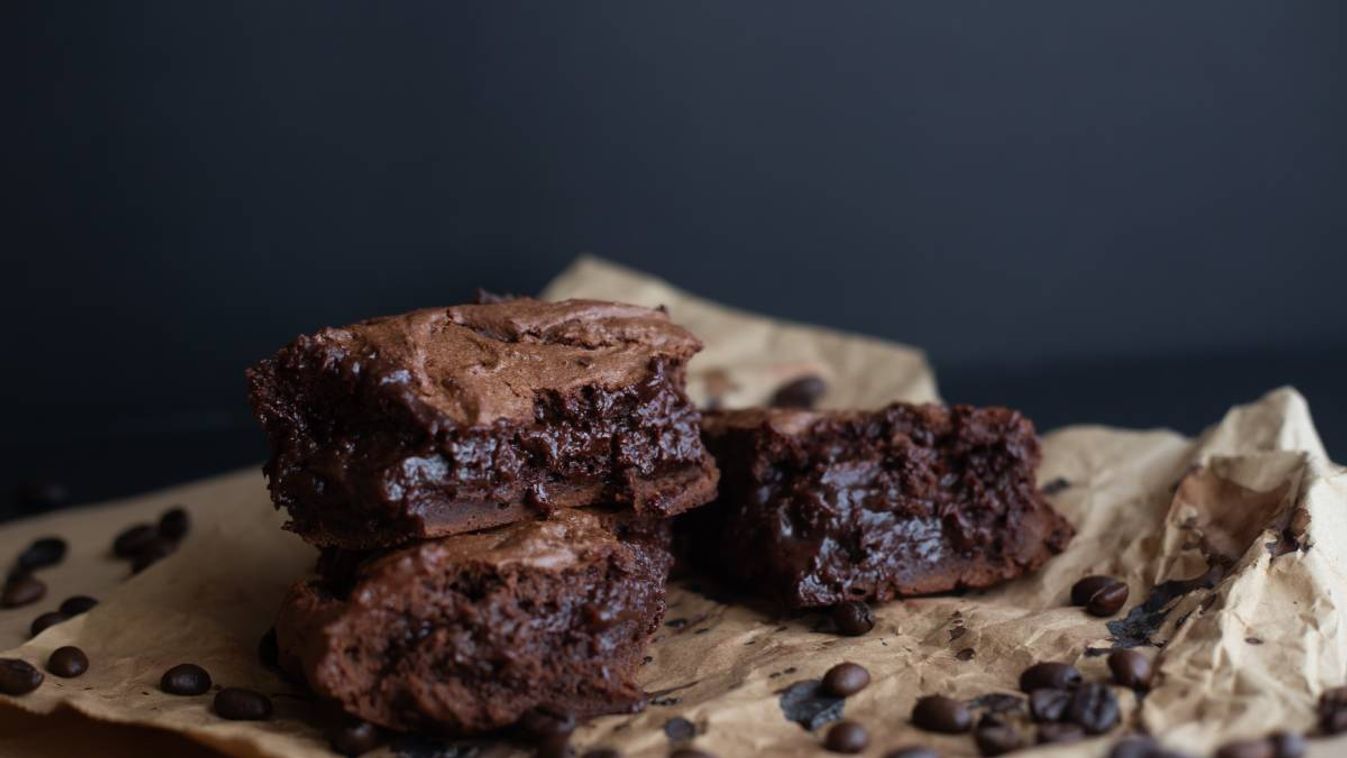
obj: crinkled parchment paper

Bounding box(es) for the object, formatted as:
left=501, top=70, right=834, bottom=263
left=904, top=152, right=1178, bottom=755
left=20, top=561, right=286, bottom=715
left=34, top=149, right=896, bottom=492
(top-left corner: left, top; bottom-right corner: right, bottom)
left=2, top=257, right=1345, bottom=757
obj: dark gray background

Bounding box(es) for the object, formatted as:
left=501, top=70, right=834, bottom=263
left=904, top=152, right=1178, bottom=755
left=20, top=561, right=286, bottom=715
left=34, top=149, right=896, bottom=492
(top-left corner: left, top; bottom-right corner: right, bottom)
left=5, top=1, right=1345, bottom=517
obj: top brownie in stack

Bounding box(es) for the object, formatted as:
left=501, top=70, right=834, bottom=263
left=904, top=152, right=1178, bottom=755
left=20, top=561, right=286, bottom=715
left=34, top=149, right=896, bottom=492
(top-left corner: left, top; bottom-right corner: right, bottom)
left=682, top=403, right=1074, bottom=609
left=247, top=297, right=719, bottom=549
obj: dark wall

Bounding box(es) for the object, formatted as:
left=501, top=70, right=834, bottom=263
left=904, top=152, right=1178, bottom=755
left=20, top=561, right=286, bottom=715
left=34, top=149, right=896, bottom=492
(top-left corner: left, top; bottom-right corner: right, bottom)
left=6, top=1, right=1345, bottom=511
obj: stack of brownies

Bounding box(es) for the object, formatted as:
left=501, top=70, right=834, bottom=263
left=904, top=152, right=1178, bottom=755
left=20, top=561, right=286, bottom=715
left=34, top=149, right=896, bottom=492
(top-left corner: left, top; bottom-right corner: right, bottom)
left=246, top=293, right=1073, bottom=745
left=246, top=297, right=722, bottom=738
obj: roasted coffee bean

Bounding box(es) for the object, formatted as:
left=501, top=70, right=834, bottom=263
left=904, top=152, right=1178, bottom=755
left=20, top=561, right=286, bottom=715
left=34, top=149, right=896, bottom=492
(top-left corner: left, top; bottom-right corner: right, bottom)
left=160, top=663, right=212, bottom=695
left=130, top=537, right=178, bottom=573
left=1109, top=736, right=1159, bottom=758
left=1320, top=687, right=1347, bottom=734
left=1067, top=683, right=1120, bottom=734
left=1071, top=575, right=1120, bottom=606
left=0, top=658, right=44, bottom=695
left=1019, top=662, right=1082, bottom=692
left=112, top=524, right=158, bottom=558
left=59, top=595, right=98, bottom=616
left=17, top=537, right=67, bottom=571
left=821, top=662, right=870, bottom=697
left=213, top=687, right=272, bottom=720
left=1270, top=732, right=1307, bottom=758
left=158, top=507, right=190, bottom=541
left=824, top=720, right=868, bottom=753
left=974, top=724, right=1023, bottom=756
left=581, top=749, right=622, bottom=758
left=1108, top=649, right=1153, bottom=689
left=258, top=626, right=279, bottom=668
left=1029, top=688, right=1072, bottom=722
left=519, top=705, right=577, bottom=739
left=46, top=646, right=88, bottom=678
left=1215, top=739, right=1275, bottom=758
left=669, top=750, right=715, bottom=758
left=1087, top=582, right=1130, bottom=617
left=1, top=575, right=46, bottom=608
left=883, top=749, right=938, bottom=758
left=911, top=694, right=972, bottom=733
left=29, top=611, right=67, bottom=638
left=1037, top=722, right=1085, bottom=744
left=831, top=601, right=874, bottom=636
left=770, top=375, right=828, bottom=409
left=328, top=719, right=381, bottom=757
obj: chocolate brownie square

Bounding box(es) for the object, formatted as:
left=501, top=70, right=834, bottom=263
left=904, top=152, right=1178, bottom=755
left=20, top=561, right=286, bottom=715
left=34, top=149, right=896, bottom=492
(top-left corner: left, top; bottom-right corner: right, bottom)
left=247, top=297, right=718, bottom=548
left=275, top=509, right=672, bottom=735
left=682, top=404, right=1074, bottom=608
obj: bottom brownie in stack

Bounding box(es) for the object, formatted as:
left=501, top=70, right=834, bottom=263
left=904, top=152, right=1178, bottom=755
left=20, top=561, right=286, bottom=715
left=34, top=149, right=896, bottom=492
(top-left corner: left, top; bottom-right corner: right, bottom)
left=275, top=509, right=672, bottom=736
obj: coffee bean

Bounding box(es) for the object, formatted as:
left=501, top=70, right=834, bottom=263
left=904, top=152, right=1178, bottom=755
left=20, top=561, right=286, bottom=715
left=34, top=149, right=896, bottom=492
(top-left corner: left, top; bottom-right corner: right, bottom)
left=974, top=723, right=1023, bottom=756
left=1320, top=687, right=1347, bottom=734
left=770, top=375, right=828, bottom=409
left=884, top=749, right=937, bottom=758
left=1038, top=722, right=1085, bottom=744
left=130, top=537, right=178, bottom=573
left=1, top=575, right=46, bottom=608
left=17, top=537, right=67, bottom=571
left=821, top=662, right=870, bottom=697
left=258, top=626, right=279, bottom=668
left=1029, top=688, right=1071, bottom=722
left=160, top=663, right=212, bottom=695
left=911, top=694, right=972, bottom=733
left=46, top=646, right=88, bottom=678
left=1019, top=662, right=1082, bottom=692
left=59, top=595, right=98, bottom=616
left=1067, top=683, right=1120, bottom=734
left=213, top=687, right=272, bottom=720
left=519, top=705, right=577, bottom=739
left=1109, top=736, right=1159, bottom=758
left=328, top=719, right=382, bottom=757
left=1270, top=732, right=1306, bottom=758
left=581, top=749, right=621, bottom=758
left=30, top=611, right=67, bottom=638
left=1215, top=739, right=1275, bottom=758
left=670, top=750, right=715, bottom=758
left=1071, top=575, right=1120, bottom=606
left=0, top=658, right=44, bottom=695
left=823, top=720, right=868, bottom=753
left=1087, top=582, right=1130, bottom=617
left=158, top=507, right=190, bottom=541
left=1108, top=650, right=1153, bottom=689
left=112, top=524, right=158, bottom=558
left=831, top=601, right=874, bottom=636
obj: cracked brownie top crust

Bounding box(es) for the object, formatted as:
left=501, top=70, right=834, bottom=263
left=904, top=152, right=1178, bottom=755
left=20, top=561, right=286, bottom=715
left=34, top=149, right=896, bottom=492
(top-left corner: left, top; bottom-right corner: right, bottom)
left=247, top=297, right=719, bottom=549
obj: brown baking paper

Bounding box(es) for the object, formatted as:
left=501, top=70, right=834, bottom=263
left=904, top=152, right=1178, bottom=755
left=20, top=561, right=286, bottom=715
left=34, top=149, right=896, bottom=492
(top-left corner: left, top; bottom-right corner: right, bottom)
left=2, top=257, right=1346, bottom=758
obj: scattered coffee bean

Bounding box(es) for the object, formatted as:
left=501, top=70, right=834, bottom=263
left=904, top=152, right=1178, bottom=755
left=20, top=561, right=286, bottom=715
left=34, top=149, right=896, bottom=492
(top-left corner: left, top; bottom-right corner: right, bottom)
left=1108, top=649, right=1153, bottom=689
left=213, top=687, right=273, bottom=720
left=581, top=749, right=622, bottom=758
left=130, top=537, right=178, bottom=573
left=822, top=662, right=870, bottom=697
left=771, top=375, right=828, bottom=409
left=519, top=705, right=577, bottom=739
left=17, top=537, right=67, bottom=571
left=1019, top=662, right=1082, bottom=692
left=1087, top=582, right=1130, bottom=617
left=46, top=646, right=88, bottom=678
left=1029, top=688, right=1071, bottom=722
left=59, top=595, right=98, bottom=616
left=911, top=694, right=972, bottom=733
left=258, top=626, right=279, bottom=668
left=158, top=507, right=190, bottom=541
left=1215, top=738, right=1275, bottom=758
left=883, top=749, right=937, bottom=758
left=160, top=663, right=212, bottom=695
left=974, top=723, right=1023, bottom=756
left=1320, top=687, right=1347, bottom=734
left=0, top=658, right=44, bottom=695
left=831, top=601, right=874, bottom=636
left=1109, top=736, right=1158, bottom=758
left=1070, top=575, right=1118, bottom=605
left=328, top=719, right=382, bottom=757
left=669, top=750, right=715, bottom=758
left=112, top=524, right=158, bottom=558
left=1067, top=683, right=1120, bottom=734
left=1270, top=731, right=1306, bottom=758
left=1, top=575, right=46, bottom=608
left=824, top=720, right=868, bottom=753
left=29, top=611, right=67, bottom=638
left=1038, top=722, right=1085, bottom=744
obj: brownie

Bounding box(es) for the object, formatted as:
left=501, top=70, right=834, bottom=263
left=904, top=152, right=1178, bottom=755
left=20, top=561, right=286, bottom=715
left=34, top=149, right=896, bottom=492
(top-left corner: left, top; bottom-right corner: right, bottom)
left=247, top=297, right=719, bottom=549
left=275, top=509, right=673, bottom=735
left=681, top=403, right=1074, bottom=608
